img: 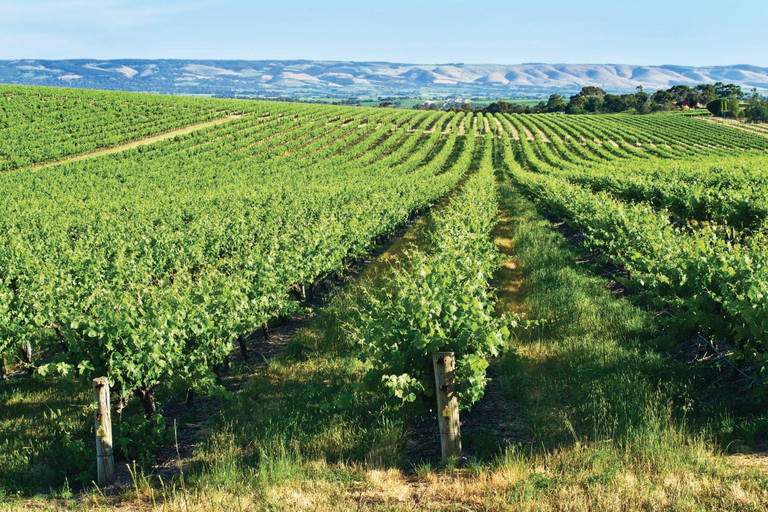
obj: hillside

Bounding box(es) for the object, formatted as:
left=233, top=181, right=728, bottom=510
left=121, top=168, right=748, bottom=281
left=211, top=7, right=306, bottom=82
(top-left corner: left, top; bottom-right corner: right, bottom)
left=3, top=85, right=768, bottom=511
left=2, top=60, right=767, bottom=98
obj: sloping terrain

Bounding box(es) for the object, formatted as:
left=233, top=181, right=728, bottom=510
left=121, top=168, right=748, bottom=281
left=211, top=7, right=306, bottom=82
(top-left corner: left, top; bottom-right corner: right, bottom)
left=2, top=59, right=767, bottom=97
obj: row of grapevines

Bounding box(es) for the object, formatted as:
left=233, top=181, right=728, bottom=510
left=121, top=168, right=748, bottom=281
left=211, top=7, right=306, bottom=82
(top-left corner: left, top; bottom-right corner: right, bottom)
left=0, top=102, right=466, bottom=415
left=354, top=128, right=514, bottom=410
left=500, top=135, right=768, bottom=368
left=617, top=114, right=768, bottom=151
left=515, top=112, right=768, bottom=162
left=0, top=84, right=285, bottom=170
left=535, top=152, right=768, bottom=234
left=502, top=110, right=768, bottom=237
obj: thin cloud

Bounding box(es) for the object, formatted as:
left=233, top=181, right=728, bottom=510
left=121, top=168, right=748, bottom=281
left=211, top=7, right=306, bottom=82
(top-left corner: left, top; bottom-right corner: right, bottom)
left=0, top=0, right=222, bottom=28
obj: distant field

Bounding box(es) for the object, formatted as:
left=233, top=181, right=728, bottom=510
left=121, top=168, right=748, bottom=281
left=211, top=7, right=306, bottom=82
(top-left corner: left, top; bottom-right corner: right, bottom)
left=3, top=85, right=768, bottom=510
left=471, top=97, right=545, bottom=107
left=358, top=98, right=427, bottom=109
left=357, top=97, right=546, bottom=109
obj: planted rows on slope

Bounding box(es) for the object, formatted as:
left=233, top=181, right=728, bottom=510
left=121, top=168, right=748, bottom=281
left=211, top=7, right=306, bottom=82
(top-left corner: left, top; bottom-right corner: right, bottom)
left=498, top=113, right=768, bottom=371
left=0, top=103, right=474, bottom=416
left=0, top=85, right=280, bottom=170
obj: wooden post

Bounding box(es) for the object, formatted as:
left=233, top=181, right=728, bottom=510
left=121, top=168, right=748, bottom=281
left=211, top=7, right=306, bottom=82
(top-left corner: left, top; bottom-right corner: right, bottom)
left=432, top=352, right=461, bottom=460
left=93, top=377, right=115, bottom=487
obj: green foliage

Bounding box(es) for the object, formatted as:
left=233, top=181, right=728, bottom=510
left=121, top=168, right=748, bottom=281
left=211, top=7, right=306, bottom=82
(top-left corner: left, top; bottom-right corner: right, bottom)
left=0, top=86, right=473, bottom=475
left=545, top=94, right=566, bottom=112
left=36, top=407, right=96, bottom=487
left=0, top=85, right=250, bottom=170
left=473, top=82, right=747, bottom=116
left=115, top=413, right=170, bottom=467
left=708, top=98, right=727, bottom=117
left=500, top=114, right=768, bottom=373
left=0, top=377, right=94, bottom=495
left=728, top=95, right=742, bottom=118
left=744, top=89, right=768, bottom=122
left=353, top=133, right=516, bottom=412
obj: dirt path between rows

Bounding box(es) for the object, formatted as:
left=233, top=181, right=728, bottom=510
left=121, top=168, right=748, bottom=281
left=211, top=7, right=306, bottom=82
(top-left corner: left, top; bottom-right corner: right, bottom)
left=34, top=114, right=247, bottom=170
left=493, top=116, right=504, bottom=136
left=701, top=117, right=768, bottom=139
left=519, top=123, right=535, bottom=141
left=500, top=116, right=520, bottom=140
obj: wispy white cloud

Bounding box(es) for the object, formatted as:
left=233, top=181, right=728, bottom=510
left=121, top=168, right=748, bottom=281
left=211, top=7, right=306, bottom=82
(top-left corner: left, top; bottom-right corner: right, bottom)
left=0, top=31, right=89, bottom=59
left=0, top=0, right=221, bottom=29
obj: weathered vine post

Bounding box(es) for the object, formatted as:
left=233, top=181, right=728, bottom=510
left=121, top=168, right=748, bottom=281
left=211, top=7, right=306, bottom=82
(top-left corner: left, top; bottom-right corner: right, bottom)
left=93, top=377, right=115, bottom=486
left=432, top=352, right=461, bottom=460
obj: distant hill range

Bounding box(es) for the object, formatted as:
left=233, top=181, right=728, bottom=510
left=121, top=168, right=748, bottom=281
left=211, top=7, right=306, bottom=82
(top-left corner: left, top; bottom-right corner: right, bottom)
left=2, top=60, right=767, bottom=98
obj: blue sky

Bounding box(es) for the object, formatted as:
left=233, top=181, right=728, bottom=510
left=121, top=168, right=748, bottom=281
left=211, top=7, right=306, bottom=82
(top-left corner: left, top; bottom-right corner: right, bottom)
left=1, top=0, right=766, bottom=66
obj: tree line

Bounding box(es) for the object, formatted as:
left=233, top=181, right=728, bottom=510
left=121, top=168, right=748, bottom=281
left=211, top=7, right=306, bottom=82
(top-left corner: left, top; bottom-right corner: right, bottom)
left=451, top=83, right=768, bottom=121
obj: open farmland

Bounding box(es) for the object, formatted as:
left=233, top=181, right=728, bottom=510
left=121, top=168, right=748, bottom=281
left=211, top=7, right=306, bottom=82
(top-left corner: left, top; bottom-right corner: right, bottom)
left=2, top=85, right=768, bottom=511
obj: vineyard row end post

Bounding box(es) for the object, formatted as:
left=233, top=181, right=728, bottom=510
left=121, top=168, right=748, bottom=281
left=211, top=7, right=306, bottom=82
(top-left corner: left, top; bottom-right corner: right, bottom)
left=432, top=352, right=462, bottom=461
left=93, top=377, right=115, bottom=486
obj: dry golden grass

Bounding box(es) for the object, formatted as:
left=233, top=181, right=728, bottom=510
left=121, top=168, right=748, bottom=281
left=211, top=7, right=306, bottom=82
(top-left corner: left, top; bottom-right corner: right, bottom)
left=492, top=208, right=526, bottom=316
left=9, top=449, right=766, bottom=512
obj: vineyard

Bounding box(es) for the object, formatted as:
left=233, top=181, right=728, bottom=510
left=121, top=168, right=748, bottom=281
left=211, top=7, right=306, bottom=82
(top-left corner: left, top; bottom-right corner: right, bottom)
left=498, top=112, right=768, bottom=361
left=2, top=85, right=768, bottom=510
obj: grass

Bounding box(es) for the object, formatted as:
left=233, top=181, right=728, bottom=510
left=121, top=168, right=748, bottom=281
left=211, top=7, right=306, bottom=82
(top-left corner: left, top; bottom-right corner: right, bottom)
left=0, top=374, right=93, bottom=496
left=3, top=141, right=768, bottom=510
left=0, top=336, right=187, bottom=498
left=488, top=163, right=768, bottom=510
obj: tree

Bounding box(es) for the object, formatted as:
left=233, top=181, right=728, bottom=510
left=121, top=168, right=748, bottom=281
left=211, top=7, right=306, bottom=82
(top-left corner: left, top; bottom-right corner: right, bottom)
left=744, top=89, right=768, bottom=122
left=715, top=82, right=744, bottom=100
left=579, top=86, right=606, bottom=97
left=567, top=95, right=588, bottom=114
left=683, top=91, right=700, bottom=108
left=695, top=84, right=717, bottom=104
left=604, top=94, right=636, bottom=113
left=545, top=94, right=566, bottom=112
left=484, top=101, right=510, bottom=114
left=651, top=90, right=673, bottom=105
left=668, top=85, right=692, bottom=102
left=635, top=91, right=649, bottom=113
left=707, top=98, right=727, bottom=117
left=528, top=100, right=545, bottom=114
left=586, top=95, right=604, bottom=113
left=636, top=101, right=652, bottom=115
left=728, top=95, right=741, bottom=118
left=565, top=103, right=588, bottom=115
left=748, top=103, right=768, bottom=122
left=744, top=89, right=768, bottom=123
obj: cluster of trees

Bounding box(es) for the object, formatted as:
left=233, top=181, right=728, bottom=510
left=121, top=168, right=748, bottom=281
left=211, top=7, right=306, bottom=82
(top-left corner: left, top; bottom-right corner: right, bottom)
left=738, top=89, right=768, bottom=122
left=461, top=83, right=768, bottom=121
left=695, top=86, right=768, bottom=121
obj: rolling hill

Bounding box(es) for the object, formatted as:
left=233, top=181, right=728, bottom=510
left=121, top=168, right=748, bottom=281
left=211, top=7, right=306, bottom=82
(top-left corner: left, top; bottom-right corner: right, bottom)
left=2, top=59, right=766, bottom=98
